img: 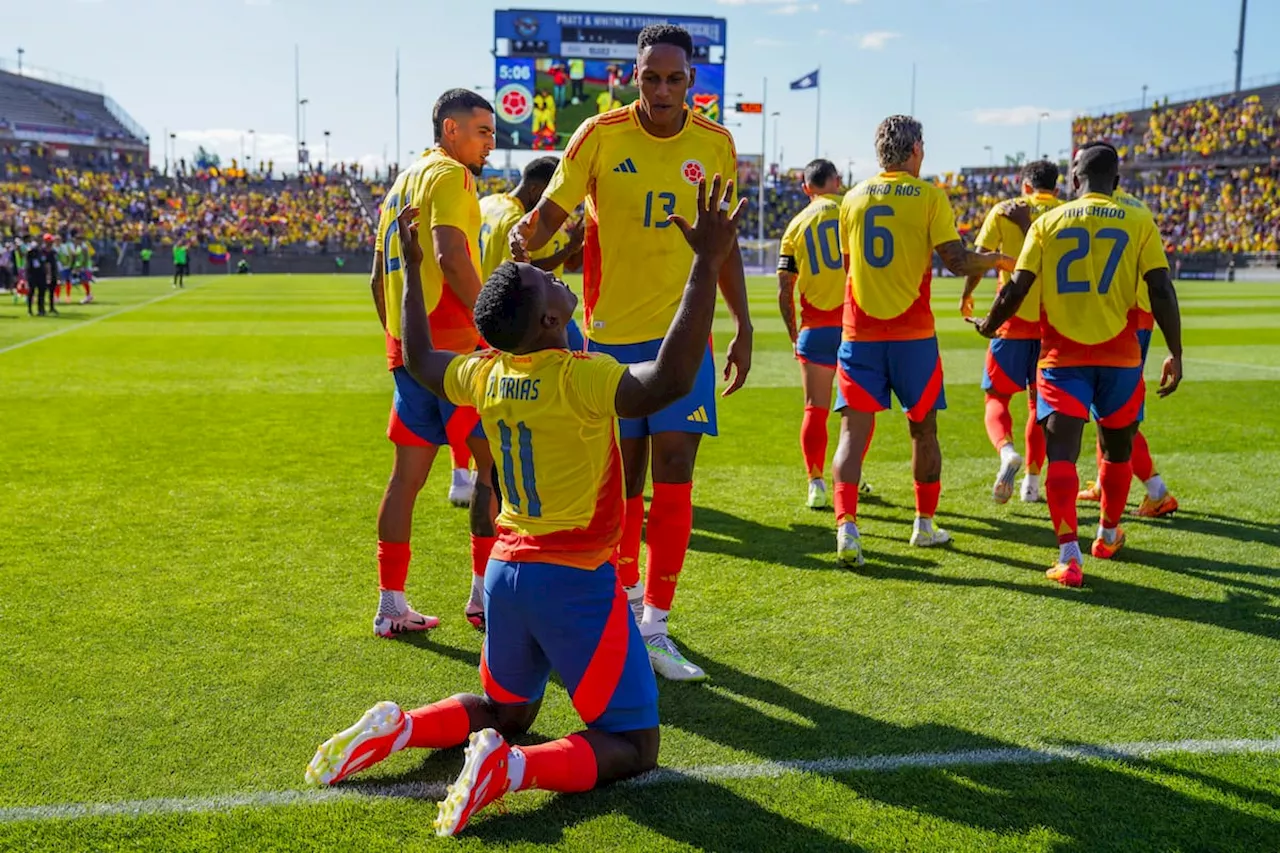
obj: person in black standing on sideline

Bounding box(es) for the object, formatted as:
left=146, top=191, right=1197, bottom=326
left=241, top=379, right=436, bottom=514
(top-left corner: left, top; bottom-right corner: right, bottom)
left=26, top=234, right=59, bottom=316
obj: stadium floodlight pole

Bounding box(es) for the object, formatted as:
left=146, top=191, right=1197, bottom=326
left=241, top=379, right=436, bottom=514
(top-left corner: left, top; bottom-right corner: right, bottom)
left=1233, top=0, right=1244, bottom=93
left=1035, top=111, right=1049, bottom=160
left=294, top=44, right=301, bottom=174
left=16, top=47, right=23, bottom=76
left=249, top=129, right=256, bottom=165
left=984, top=145, right=993, bottom=167
left=813, top=66, right=821, bottom=159
left=771, top=111, right=781, bottom=168
left=1141, top=84, right=1148, bottom=110
left=324, top=130, right=331, bottom=167
left=163, top=126, right=168, bottom=174
left=759, top=77, right=767, bottom=266
left=395, top=49, right=401, bottom=176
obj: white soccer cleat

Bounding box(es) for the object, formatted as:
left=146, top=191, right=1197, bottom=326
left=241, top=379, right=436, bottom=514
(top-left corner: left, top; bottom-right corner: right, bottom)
left=645, top=633, right=708, bottom=682
left=1020, top=474, right=1042, bottom=503
left=624, top=585, right=645, bottom=626
left=305, top=701, right=410, bottom=786
left=373, top=605, right=440, bottom=637
left=836, top=525, right=865, bottom=567
left=807, top=478, right=828, bottom=509
left=993, top=450, right=1023, bottom=504
left=909, top=525, right=952, bottom=547
left=448, top=468, right=474, bottom=507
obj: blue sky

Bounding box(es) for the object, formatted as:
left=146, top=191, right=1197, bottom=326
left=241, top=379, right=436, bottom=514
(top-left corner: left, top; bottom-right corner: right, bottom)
left=4, top=0, right=1275, bottom=178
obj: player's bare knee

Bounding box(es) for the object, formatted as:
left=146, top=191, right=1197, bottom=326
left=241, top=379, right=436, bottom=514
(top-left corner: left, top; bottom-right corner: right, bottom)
left=626, top=728, right=660, bottom=773
left=907, top=414, right=938, bottom=442
left=493, top=702, right=539, bottom=737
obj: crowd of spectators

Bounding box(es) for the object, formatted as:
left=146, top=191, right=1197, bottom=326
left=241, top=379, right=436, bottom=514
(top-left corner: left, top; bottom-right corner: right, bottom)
left=1, top=163, right=373, bottom=254
left=938, top=162, right=1280, bottom=255
left=1072, top=92, right=1279, bottom=164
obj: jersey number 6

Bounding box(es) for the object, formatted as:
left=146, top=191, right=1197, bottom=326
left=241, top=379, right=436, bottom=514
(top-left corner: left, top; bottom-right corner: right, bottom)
left=863, top=205, right=895, bottom=268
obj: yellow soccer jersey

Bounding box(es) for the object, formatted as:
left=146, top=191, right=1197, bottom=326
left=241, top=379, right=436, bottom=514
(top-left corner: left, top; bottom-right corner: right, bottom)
left=838, top=172, right=960, bottom=342
left=778, top=194, right=845, bottom=329
left=479, top=192, right=526, bottom=280
left=974, top=191, right=1063, bottom=338
left=1016, top=192, right=1169, bottom=368
left=444, top=348, right=628, bottom=570
left=530, top=225, right=572, bottom=278
left=376, top=148, right=482, bottom=366
left=1115, top=188, right=1158, bottom=324
left=544, top=103, right=738, bottom=345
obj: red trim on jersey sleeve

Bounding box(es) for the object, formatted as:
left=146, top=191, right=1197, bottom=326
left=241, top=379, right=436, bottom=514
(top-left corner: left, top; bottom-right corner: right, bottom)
left=490, top=432, right=625, bottom=570
left=1038, top=308, right=1143, bottom=368
left=842, top=269, right=936, bottom=342
left=581, top=217, right=602, bottom=334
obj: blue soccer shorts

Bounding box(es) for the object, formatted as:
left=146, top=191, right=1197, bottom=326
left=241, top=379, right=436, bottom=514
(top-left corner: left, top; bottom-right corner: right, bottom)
left=795, top=325, right=840, bottom=368
left=481, top=558, right=659, bottom=733
left=387, top=365, right=483, bottom=447
left=1037, top=364, right=1145, bottom=428
left=982, top=338, right=1040, bottom=395
left=835, top=337, right=946, bottom=422
left=566, top=318, right=586, bottom=352
left=587, top=337, right=718, bottom=439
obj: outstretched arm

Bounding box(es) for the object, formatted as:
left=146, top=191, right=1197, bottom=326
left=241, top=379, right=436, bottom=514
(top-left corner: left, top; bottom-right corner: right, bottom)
left=936, top=240, right=1016, bottom=279
left=398, top=206, right=460, bottom=398
left=1146, top=268, right=1183, bottom=397
left=971, top=270, right=1035, bottom=338
left=511, top=199, right=570, bottom=260
left=616, top=176, right=747, bottom=419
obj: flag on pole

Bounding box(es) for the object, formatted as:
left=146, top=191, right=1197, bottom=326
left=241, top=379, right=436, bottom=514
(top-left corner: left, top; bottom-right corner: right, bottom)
left=790, top=70, right=819, bottom=90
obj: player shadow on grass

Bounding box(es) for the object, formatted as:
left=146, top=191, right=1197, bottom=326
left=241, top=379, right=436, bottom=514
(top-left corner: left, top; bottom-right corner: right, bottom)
left=654, top=653, right=1280, bottom=851
left=690, top=505, right=911, bottom=572
left=847, top=512, right=1280, bottom=642
left=467, top=652, right=1280, bottom=850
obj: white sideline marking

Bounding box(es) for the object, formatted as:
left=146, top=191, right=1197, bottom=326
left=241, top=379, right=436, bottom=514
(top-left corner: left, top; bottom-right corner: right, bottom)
left=1184, top=357, right=1280, bottom=374
left=0, top=283, right=203, bottom=356
left=1, top=736, right=1277, bottom=825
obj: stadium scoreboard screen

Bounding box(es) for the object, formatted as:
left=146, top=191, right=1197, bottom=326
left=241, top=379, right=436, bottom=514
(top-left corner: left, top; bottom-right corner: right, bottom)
left=493, top=9, right=727, bottom=150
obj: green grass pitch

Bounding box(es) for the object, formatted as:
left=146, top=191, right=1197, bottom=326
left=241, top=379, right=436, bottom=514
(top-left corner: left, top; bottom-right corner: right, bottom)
left=1, top=273, right=1278, bottom=851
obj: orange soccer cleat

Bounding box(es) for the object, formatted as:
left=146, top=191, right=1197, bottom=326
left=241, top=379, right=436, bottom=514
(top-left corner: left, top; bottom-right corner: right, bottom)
left=435, top=729, right=512, bottom=836
left=1091, top=528, right=1126, bottom=560
left=1137, top=492, right=1179, bottom=518
left=1046, top=559, right=1084, bottom=587
left=305, top=701, right=409, bottom=786
left=1077, top=480, right=1101, bottom=503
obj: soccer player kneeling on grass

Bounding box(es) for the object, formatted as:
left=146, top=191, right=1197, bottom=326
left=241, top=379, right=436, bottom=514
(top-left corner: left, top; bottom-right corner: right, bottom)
left=971, top=142, right=1183, bottom=587
left=307, top=177, right=746, bottom=836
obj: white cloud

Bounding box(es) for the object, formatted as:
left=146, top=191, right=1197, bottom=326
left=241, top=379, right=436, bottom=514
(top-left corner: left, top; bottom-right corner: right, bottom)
left=971, top=107, right=1073, bottom=126
left=816, top=28, right=839, bottom=37
left=858, top=31, right=901, bottom=49
left=770, top=2, right=820, bottom=13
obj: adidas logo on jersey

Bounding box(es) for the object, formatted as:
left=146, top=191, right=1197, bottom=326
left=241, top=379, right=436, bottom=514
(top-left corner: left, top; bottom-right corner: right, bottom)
left=686, top=406, right=710, bottom=424
left=612, top=158, right=638, bottom=174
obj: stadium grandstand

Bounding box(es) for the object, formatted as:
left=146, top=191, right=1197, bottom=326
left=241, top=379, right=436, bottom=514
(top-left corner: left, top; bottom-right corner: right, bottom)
left=3, top=65, right=1276, bottom=279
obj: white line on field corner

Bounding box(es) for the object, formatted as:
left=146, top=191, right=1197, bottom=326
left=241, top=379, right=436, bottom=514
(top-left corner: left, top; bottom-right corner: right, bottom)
left=0, top=281, right=207, bottom=357
left=1, top=735, right=1277, bottom=825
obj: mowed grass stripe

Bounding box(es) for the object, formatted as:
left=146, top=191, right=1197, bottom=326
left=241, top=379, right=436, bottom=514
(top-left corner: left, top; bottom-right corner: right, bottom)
left=2, top=736, right=1277, bottom=825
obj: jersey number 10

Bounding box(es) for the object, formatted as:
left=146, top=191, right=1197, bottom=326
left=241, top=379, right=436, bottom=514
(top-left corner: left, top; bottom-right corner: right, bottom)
left=804, top=220, right=842, bottom=273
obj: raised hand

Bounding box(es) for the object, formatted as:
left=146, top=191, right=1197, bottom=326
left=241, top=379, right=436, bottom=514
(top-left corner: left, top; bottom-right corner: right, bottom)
left=1000, top=199, right=1033, bottom=235
left=510, top=209, right=538, bottom=262
left=396, top=205, right=422, bottom=268
left=666, top=175, right=747, bottom=267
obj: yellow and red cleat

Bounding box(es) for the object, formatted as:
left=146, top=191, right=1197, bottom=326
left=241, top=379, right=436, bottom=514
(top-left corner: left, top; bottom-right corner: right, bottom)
left=1077, top=481, right=1101, bottom=503
left=435, top=728, right=512, bottom=836
left=1046, top=559, right=1084, bottom=587
left=1091, top=528, right=1126, bottom=560
left=1137, top=492, right=1179, bottom=518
